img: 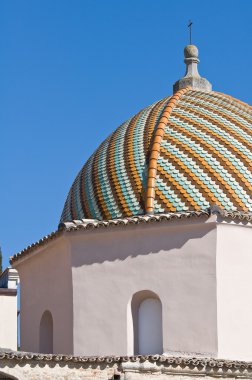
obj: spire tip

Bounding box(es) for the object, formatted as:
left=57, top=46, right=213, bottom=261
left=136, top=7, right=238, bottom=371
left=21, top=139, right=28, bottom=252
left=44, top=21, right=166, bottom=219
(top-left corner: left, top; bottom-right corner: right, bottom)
left=173, top=45, right=212, bottom=93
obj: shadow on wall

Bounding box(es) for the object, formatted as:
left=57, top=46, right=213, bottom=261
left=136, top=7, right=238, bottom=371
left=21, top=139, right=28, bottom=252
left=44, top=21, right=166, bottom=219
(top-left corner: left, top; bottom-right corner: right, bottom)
left=71, top=217, right=213, bottom=266
left=127, top=290, right=163, bottom=355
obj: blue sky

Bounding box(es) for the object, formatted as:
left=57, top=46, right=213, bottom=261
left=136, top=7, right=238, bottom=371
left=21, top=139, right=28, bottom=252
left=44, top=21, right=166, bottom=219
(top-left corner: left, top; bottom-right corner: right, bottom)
left=0, top=0, right=251, bottom=268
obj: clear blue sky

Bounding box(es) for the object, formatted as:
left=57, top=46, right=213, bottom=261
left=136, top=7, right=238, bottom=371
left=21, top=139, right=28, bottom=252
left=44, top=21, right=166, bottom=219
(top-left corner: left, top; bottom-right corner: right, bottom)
left=0, top=0, right=251, bottom=268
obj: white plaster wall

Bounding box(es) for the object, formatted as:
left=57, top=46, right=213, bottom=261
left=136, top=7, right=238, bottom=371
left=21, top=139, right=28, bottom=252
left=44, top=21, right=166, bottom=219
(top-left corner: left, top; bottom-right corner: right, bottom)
left=70, top=218, right=218, bottom=356
left=0, top=294, right=17, bottom=350
left=14, top=237, right=73, bottom=354
left=216, top=222, right=252, bottom=361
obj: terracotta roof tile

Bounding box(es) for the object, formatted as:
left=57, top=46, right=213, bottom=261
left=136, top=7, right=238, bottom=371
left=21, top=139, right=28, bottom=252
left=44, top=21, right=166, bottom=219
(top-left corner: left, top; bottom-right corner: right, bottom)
left=10, top=207, right=252, bottom=265
left=1, top=350, right=252, bottom=373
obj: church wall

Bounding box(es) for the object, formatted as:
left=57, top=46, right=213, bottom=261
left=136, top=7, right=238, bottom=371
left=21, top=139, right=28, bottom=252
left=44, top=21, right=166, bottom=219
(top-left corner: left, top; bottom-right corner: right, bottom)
left=70, top=218, right=217, bottom=357
left=216, top=222, right=252, bottom=361
left=15, top=236, right=73, bottom=354
left=0, top=293, right=17, bottom=350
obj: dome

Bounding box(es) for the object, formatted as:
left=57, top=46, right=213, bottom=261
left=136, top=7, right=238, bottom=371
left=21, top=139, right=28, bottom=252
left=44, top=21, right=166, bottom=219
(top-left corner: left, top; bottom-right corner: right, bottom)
left=60, top=47, right=252, bottom=223
left=61, top=89, right=252, bottom=222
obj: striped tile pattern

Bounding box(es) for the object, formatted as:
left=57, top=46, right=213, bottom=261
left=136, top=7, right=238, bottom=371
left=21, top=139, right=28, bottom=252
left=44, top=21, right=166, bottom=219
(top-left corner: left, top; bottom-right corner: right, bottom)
left=60, top=90, right=252, bottom=222
left=60, top=97, right=171, bottom=221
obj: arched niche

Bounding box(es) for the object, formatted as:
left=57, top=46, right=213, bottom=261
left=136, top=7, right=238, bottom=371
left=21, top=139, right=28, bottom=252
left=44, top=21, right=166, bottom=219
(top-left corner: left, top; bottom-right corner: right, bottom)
left=39, top=310, right=53, bottom=354
left=128, top=290, right=163, bottom=355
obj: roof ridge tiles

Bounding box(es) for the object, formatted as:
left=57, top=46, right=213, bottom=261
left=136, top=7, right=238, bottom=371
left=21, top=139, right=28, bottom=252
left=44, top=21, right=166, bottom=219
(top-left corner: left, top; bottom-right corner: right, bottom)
left=10, top=208, right=252, bottom=265
left=1, top=350, right=252, bottom=372
left=145, top=87, right=191, bottom=214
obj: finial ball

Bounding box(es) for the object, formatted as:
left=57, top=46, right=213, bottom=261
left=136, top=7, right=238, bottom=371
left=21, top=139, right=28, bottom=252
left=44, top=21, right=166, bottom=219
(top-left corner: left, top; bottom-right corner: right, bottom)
left=184, top=45, right=199, bottom=59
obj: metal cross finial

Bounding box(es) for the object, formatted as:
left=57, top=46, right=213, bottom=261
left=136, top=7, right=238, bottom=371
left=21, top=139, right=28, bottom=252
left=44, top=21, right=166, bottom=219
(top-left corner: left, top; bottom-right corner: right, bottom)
left=188, top=20, right=193, bottom=44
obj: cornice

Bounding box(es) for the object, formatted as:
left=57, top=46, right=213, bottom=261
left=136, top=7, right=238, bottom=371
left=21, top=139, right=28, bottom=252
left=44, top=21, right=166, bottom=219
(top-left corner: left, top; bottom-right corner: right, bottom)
left=10, top=207, right=252, bottom=265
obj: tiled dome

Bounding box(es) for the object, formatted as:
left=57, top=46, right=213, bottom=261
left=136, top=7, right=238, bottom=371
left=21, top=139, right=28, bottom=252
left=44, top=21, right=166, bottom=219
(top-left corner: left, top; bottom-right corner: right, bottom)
left=60, top=88, right=252, bottom=222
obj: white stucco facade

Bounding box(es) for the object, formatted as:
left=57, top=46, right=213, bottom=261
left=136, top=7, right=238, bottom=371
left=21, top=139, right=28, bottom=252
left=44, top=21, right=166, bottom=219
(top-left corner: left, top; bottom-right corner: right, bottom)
left=16, top=238, right=73, bottom=354
left=216, top=222, right=252, bottom=361
left=0, top=268, right=19, bottom=351
left=70, top=216, right=217, bottom=357
left=13, top=213, right=252, bottom=360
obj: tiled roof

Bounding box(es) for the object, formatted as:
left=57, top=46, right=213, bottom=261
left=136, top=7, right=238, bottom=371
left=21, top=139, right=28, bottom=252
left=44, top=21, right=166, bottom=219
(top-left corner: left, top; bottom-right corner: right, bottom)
left=60, top=208, right=252, bottom=231
left=10, top=208, right=252, bottom=264
left=60, top=89, right=252, bottom=222
left=59, top=209, right=210, bottom=230
left=1, top=350, right=252, bottom=374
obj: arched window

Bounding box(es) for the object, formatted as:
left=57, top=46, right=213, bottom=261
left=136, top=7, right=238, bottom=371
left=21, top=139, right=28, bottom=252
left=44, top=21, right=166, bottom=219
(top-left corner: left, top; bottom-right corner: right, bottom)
left=39, top=310, right=53, bottom=354
left=128, top=290, right=163, bottom=355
